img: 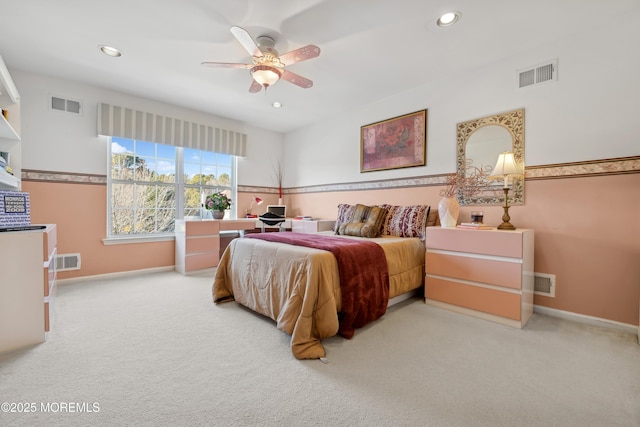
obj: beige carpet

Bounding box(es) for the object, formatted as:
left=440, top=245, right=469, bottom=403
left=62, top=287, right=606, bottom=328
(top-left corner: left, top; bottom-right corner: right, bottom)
left=0, top=270, right=639, bottom=427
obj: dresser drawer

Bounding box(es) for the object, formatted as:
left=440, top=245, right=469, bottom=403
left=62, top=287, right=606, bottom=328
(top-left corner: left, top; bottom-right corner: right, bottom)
left=42, top=224, right=57, bottom=261
left=426, top=251, right=522, bottom=290
left=185, top=252, right=219, bottom=271
left=185, top=236, right=219, bottom=254
left=426, top=277, right=522, bottom=321
left=185, top=220, right=220, bottom=236
left=44, top=302, right=51, bottom=332
left=426, top=227, right=524, bottom=258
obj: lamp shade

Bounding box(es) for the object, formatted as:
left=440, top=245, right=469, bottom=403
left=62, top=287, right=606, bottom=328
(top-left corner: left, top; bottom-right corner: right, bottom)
left=253, top=196, right=263, bottom=206
left=251, top=65, right=281, bottom=88
left=489, top=151, right=524, bottom=187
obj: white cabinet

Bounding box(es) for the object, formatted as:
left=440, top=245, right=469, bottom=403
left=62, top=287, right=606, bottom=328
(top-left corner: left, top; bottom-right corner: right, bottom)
left=0, top=54, right=21, bottom=191
left=175, top=219, right=255, bottom=274
left=0, top=224, right=57, bottom=353
left=291, top=219, right=335, bottom=234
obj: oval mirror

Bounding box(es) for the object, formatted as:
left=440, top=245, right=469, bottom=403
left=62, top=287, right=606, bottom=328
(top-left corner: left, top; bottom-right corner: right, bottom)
left=456, top=109, right=525, bottom=205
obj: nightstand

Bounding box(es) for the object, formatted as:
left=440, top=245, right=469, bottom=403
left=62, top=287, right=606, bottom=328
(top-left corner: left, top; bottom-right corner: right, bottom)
left=424, top=227, right=534, bottom=328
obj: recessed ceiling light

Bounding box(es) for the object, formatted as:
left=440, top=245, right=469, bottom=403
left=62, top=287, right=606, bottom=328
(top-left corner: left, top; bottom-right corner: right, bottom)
left=437, top=11, right=461, bottom=27
left=99, top=45, right=122, bottom=57
left=272, top=101, right=282, bottom=108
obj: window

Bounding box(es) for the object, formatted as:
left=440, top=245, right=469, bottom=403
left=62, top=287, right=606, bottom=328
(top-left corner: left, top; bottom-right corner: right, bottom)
left=108, top=137, right=236, bottom=237
left=182, top=147, right=234, bottom=220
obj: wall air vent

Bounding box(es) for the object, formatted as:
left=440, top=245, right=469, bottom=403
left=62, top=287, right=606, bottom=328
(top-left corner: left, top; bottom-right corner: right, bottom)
left=50, top=95, right=82, bottom=115
left=517, top=59, right=558, bottom=88
left=55, top=253, right=81, bottom=271
left=534, top=272, right=556, bottom=297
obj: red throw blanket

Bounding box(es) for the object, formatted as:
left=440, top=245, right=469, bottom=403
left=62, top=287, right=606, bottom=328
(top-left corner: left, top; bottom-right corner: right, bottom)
left=245, top=232, right=389, bottom=339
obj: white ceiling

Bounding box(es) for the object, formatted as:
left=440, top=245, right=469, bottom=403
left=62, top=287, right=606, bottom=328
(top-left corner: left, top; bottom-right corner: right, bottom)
left=1, top=0, right=638, bottom=134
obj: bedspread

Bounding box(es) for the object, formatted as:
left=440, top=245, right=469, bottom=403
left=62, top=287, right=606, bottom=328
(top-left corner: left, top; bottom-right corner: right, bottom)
left=244, top=232, right=389, bottom=339
left=213, top=233, right=425, bottom=359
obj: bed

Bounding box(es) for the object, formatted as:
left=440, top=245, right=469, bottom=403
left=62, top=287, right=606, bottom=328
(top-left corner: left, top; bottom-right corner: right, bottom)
left=212, top=204, right=436, bottom=359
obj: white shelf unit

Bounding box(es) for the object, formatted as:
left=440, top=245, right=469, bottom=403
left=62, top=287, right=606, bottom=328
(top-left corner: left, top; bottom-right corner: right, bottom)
left=0, top=54, right=21, bottom=191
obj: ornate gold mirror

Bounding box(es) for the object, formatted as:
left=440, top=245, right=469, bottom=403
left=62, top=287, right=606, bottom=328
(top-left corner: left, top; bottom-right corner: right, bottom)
left=456, top=109, right=525, bottom=205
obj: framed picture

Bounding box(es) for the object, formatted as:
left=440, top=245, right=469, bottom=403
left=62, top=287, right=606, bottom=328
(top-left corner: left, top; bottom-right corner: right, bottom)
left=361, top=109, right=427, bottom=172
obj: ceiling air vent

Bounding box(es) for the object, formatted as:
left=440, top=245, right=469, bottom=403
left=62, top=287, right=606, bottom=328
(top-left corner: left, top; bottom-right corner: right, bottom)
left=517, top=59, right=557, bottom=88
left=50, top=95, right=82, bottom=115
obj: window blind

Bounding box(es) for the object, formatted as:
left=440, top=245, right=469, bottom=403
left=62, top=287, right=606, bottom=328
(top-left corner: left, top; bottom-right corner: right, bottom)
left=97, top=103, right=247, bottom=157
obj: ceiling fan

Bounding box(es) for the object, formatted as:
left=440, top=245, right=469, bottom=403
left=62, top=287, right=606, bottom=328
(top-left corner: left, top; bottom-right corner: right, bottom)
left=201, top=26, right=321, bottom=93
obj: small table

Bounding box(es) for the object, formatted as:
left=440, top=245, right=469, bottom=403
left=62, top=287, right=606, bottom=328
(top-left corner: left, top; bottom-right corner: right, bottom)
left=175, top=219, right=255, bottom=275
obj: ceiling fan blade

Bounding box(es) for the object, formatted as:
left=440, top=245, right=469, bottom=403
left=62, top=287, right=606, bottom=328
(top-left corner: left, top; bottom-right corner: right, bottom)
left=281, top=70, right=313, bottom=89
left=248, top=80, right=263, bottom=93
left=201, top=61, right=252, bottom=69
left=230, top=26, right=262, bottom=58
left=279, top=45, right=321, bottom=65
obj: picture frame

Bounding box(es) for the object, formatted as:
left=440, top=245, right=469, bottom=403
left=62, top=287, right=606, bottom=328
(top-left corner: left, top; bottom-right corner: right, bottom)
left=360, top=109, right=427, bottom=172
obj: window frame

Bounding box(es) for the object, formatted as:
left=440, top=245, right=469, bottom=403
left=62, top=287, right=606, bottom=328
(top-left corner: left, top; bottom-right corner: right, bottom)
left=106, top=137, right=238, bottom=242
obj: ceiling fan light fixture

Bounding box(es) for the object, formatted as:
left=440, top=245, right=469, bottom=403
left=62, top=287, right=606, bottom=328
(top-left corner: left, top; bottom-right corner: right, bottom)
left=437, top=11, right=461, bottom=27
left=251, top=65, right=282, bottom=88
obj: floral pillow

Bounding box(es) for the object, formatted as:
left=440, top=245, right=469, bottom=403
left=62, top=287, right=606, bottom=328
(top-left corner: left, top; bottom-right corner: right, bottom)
left=380, top=204, right=430, bottom=238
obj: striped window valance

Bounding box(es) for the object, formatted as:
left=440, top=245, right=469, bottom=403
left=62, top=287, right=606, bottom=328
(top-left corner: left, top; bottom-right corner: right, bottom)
left=97, top=103, right=247, bottom=157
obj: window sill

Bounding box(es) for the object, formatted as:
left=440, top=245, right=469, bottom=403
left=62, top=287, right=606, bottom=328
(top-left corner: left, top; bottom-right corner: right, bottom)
left=102, top=230, right=241, bottom=246
left=102, top=234, right=175, bottom=246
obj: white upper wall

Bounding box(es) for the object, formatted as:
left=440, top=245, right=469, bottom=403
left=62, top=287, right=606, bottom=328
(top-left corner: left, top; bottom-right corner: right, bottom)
left=284, top=10, right=640, bottom=188
left=11, top=9, right=639, bottom=190
left=11, top=70, right=284, bottom=184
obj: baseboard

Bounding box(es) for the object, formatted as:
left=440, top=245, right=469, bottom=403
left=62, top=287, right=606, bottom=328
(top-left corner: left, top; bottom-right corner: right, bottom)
left=388, top=288, right=421, bottom=307
left=534, top=305, right=638, bottom=337
left=56, top=266, right=175, bottom=285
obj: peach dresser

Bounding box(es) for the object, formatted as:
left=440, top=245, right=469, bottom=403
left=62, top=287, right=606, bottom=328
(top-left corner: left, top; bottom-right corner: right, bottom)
left=425, top=227, right=534, bottom=328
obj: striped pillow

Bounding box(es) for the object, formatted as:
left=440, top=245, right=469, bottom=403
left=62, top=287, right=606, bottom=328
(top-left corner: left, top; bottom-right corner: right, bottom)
left=333, top=203, right=357, bottom=233
left=380, top=205, right=430, bottom=238
left=337, top=204, right=387, bottom=238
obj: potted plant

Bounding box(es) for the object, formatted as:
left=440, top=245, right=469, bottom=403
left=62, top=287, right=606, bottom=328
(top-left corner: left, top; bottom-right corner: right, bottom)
left=205, top=192, right=231, bottom=219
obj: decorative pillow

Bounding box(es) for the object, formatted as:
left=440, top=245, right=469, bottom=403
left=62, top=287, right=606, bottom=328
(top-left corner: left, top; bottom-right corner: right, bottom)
left=337, top=204, right=387, bottom=238
left=426, top=209, right=440, bottom=227
left=333, top=203, right=357, bottom=232
left=381, top=204, right=430, bottom=238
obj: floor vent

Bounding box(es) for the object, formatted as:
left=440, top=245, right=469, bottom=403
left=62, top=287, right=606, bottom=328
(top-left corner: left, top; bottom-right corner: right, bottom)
left=534, top=272, right=556, bottom=297
left=518, top=59, right=558, bottom=88
left=50, top=96, right=82, bottom=115
left=55, top=253, right=81, bottom=271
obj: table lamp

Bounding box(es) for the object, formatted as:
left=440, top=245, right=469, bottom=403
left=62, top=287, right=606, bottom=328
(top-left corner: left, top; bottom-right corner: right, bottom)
left=488, top=151, right=524, bottom=230
left=246, top=196, right=263, bottom=218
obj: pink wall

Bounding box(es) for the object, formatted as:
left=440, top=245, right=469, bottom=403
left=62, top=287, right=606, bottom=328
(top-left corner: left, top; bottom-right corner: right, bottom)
left=24, top=181, right=175, bottom=279
left=21, top=168, right=640, bottom=327
left=518, top=174, right=639, bottom=324
left=286, top=173, right=640, bottom=326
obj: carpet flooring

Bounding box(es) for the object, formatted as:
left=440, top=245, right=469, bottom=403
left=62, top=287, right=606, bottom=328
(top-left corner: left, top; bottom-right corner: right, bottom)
left=1, top=270, right=639, bottom=426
